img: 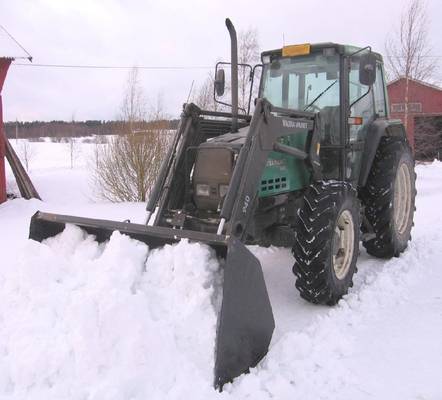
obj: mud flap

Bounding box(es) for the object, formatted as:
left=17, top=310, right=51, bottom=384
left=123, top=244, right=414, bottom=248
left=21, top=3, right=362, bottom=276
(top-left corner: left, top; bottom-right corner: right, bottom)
left=214, top=238, right=275, bottom=390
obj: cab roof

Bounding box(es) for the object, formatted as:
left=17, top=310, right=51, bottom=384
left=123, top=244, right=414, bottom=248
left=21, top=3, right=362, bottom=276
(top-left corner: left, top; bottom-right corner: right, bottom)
left=261, top=43, right=383, bottom=63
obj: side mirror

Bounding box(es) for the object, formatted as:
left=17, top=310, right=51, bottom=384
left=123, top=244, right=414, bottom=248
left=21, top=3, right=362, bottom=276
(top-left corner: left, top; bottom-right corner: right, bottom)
left=359, top=53, right=377, bottom=86
left=214, top=68, right=225, bottom=96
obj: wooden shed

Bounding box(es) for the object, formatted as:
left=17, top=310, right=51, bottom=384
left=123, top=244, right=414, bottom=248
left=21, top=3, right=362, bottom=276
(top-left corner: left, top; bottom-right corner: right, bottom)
left=0, top=57, right=12, bottom=204
left=387, top=77, right=442, bottom=157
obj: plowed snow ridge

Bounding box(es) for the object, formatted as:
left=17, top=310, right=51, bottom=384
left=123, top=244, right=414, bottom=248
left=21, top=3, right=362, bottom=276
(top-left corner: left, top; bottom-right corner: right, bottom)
left=1, top=227, right=223, bottom=399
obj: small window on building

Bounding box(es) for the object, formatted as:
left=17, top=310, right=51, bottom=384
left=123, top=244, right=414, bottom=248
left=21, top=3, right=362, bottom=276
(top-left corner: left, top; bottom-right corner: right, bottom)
left=409, top=102, right=422, bottom=113
left=391, top=103, right=405, bottom=113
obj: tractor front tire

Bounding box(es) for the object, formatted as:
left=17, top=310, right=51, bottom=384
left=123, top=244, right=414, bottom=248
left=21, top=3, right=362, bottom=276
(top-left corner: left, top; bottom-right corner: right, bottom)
left=361, top=137, right=416, bottom=258
left=292, top=182, right=360, bottom=305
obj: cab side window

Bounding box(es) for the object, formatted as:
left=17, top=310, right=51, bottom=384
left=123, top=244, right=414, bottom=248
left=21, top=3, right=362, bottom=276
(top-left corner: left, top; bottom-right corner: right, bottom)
left=373, top=63, right=386, bottom=117
left=349, top=58, right=373, bottom=142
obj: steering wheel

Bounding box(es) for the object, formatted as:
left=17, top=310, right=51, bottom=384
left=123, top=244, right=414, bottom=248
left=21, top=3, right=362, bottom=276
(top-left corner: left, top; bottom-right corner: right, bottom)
left=307, top=104, right=321, bottom=112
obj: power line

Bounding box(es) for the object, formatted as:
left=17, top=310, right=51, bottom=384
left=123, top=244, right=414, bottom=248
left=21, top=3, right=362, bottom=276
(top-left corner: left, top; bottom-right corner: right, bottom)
left=12, top=62, right=213, bottom=70
left=10, top=53, right=442, bottom=72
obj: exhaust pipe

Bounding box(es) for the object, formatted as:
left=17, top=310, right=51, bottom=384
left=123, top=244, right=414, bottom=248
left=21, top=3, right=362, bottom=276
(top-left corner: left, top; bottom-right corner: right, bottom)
left=225, top=18, right=238, bottom=133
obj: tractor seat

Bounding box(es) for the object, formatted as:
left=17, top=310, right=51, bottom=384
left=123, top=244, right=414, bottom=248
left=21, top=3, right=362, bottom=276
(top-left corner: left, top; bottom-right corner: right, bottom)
left=319, top=106, right=340, bottom=145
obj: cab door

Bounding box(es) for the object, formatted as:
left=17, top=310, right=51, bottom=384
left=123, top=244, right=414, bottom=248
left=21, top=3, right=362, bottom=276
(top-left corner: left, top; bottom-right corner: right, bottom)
left=346, top=56, right=376, bottom=182
left=372, top=62, right=388, bottom=118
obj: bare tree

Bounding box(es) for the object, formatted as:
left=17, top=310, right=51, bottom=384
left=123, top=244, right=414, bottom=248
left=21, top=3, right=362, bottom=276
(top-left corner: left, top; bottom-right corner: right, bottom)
left=238, top=27, right=260, bottom=112
left=67, top=137, right=81, bottom=169
left=120, top=67, right=147, bottom=133
left=193, top=28, right=259, bottom=113
left=385, top=0, right=436, bottom=130
left=91, top=134, right=108, bottom=174
left=93, top=68, right=170, bottom=202
left=193, top=74, right=216, bottom=110
left=94, top=124, right=170, bottom=201
left=414, top=116, right=442, bottom=160
left=67, top=114, right=81, bottom=169
left=18, top=139, right=35, bottom=172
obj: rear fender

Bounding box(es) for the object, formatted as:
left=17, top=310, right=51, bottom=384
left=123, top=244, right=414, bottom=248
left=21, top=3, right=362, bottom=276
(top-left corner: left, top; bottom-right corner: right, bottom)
left=359, top=118, right=408, bottom=187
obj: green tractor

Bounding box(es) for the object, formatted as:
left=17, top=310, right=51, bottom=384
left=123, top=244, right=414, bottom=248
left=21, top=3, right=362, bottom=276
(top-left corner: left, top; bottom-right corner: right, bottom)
left=29, top=19, right=416, bottom=389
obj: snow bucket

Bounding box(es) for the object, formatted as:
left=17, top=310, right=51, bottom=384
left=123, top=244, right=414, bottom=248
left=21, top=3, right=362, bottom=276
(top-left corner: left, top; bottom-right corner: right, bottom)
left=29, top=211, right=275, bottom=389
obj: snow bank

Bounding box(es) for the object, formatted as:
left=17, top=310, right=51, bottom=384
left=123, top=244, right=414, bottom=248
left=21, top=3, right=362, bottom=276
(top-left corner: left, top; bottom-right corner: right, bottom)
left=0, top=226, right=221, bottom=399
left=231, top=234, right=442, bottom=399
left=1, top=141, right=442, bottom=399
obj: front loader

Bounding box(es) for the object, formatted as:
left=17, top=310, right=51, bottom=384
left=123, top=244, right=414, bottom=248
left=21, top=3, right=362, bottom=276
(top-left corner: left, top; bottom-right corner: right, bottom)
left=29, top=19, right=416, bottom=389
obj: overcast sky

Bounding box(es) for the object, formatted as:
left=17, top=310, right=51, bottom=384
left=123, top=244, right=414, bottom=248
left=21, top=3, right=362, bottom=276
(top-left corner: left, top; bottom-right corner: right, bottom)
left=1, top=0, right=441, bottom=122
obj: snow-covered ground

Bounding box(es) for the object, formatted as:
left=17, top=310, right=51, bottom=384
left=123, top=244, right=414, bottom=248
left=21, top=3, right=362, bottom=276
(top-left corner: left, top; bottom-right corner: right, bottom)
left=1, top=140, right=441, bottom=399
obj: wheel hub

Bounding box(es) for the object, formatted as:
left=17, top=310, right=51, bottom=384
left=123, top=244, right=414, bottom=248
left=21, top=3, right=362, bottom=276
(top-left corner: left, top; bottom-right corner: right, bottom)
left=332, top=209, right=355, bottom=280
left=394, top=162, right=412, bottom=236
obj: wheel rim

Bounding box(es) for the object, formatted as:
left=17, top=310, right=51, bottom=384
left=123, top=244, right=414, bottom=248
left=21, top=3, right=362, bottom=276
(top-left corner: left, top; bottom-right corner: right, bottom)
left=394, top=162, right=412, bottom=235
left=332, top=209, right=355, bottom=280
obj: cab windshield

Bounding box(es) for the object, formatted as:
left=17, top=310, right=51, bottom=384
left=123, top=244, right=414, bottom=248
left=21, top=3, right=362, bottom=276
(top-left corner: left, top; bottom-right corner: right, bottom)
left=260, top=53, right=340, bottom=112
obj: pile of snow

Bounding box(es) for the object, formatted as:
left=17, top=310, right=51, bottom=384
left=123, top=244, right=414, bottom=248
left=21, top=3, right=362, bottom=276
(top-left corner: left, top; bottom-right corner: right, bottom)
left=0, top=226, right=221, bottom=399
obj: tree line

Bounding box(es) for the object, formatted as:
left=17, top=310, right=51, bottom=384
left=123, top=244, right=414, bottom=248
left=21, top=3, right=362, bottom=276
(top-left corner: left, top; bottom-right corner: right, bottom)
left=4, top=119, right=180, bottom=140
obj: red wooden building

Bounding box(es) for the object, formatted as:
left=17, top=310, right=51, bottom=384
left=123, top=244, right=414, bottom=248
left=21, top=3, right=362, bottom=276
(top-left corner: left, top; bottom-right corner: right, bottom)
left=0, top=58, right=12, bottom=204
left=387, top=77, right=442, bottom=152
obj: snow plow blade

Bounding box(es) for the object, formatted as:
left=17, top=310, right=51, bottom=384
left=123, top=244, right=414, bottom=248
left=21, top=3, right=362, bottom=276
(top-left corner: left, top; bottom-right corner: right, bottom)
left=29, top=211, right=275, bottom=389
left=214, top=237, right=274, bottom=389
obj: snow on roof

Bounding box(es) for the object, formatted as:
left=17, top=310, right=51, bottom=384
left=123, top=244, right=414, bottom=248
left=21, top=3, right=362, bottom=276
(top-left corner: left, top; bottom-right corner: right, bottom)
left=387, top=76, right=442, bottom=92
left=0, top=25, right=31, bottom=60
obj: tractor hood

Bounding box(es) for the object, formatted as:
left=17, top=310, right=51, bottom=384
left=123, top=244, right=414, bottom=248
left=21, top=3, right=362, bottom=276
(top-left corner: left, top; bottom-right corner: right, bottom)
left=202, top=125, right=250, bottom=150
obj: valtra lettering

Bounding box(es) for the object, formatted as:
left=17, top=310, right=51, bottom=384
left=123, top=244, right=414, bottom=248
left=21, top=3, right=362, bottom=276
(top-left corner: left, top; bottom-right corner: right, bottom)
left=282, top=119, right=308, bottom=129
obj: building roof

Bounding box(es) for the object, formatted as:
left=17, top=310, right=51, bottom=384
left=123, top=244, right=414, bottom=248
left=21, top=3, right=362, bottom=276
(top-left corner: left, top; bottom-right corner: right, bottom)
left=387, top=77, right=442, bottom=92
left=0, top=25, right=31, bottom=60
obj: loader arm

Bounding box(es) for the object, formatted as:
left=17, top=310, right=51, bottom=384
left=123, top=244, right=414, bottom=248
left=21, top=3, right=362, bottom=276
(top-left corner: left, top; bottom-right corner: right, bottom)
left=220, top=98, right=321, bottom=240
left=145, top=102, right=203, bottom=224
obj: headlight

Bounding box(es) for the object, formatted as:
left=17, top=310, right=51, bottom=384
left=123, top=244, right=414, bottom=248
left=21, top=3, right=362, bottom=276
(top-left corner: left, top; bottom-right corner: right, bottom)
left=219, top=184, right=229, bottom=198
left=196, top=184, right=210, bottom=197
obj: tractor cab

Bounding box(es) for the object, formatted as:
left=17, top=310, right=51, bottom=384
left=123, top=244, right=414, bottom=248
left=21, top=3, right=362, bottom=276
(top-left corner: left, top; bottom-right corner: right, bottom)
left=257, top=43, right=384, bottom=182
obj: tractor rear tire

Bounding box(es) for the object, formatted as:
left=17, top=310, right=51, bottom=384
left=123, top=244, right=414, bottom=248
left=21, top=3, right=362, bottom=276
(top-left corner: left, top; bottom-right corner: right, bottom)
left=292, top=182, right=360, bottom=305
left=361, top=136, right=416, bottom=258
